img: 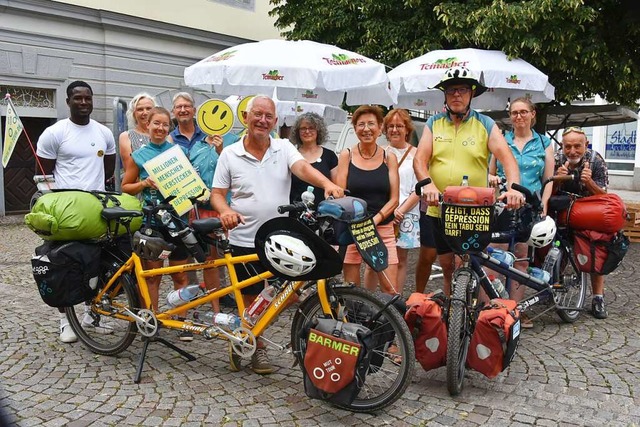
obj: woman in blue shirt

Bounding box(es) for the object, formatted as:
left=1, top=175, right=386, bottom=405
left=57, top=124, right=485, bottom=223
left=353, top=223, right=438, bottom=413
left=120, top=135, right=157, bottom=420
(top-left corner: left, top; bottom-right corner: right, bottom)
left=489, top=98, right=554, bottom=327
left=122, top=107, right=191, bottom=338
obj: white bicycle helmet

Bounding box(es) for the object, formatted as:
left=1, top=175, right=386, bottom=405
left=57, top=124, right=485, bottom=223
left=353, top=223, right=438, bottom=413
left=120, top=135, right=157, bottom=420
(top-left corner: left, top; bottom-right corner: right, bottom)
left=264, top=233, right=316, bottom=277
left=527, top=216, right=557, bottom=248
left=433, top=66, right=487, bottom=97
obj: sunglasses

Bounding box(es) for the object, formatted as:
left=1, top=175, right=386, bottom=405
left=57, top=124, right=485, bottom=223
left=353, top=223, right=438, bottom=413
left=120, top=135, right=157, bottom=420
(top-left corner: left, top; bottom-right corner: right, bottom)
left=444, top=87, right=472, bottom=96
left=562, top=126, right=586, bottom=136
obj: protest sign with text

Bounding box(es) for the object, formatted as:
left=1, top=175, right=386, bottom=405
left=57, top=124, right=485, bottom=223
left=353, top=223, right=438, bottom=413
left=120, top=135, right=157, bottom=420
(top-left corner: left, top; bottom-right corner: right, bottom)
left=143, top=145, right=209, bottom=216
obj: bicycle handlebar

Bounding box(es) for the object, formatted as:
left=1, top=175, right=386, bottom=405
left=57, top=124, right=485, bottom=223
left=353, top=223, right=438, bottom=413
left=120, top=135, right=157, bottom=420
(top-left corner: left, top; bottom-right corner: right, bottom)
left=414, top=178, right=432, bottom=196
left=277, top=201, right=307, bottom=215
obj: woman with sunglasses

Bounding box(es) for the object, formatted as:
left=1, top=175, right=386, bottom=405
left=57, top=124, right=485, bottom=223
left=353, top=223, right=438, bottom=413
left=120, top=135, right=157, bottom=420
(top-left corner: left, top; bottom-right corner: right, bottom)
left=289, top=112, right=338, bottom=204
left=489, top=97, right=554, bottom=327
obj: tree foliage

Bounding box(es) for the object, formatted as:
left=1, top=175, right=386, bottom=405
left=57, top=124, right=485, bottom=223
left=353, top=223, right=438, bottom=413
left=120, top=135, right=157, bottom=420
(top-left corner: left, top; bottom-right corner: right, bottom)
left=269, top=0, right=640, bottom=106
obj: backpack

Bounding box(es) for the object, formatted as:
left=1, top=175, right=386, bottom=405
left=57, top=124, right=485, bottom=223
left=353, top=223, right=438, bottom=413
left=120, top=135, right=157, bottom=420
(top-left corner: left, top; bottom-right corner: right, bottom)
left=31, top=241, right=102, bottom=307
left=572, top=229, right=630, bottom=274
left=404, top=292, right=448, bottom=371
left=466, top=299, right=521, bottom=379
left=301, top=318, right=373, bottom=406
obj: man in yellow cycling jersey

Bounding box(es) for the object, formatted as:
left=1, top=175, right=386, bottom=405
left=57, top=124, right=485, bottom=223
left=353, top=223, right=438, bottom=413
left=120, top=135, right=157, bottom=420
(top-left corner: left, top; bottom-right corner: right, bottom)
left=414, top=66, right=523, bottom=295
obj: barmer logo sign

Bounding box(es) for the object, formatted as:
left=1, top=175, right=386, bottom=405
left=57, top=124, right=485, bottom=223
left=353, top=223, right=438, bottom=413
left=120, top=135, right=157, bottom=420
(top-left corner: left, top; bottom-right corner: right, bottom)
left=420, top=57, right=470, bottom=70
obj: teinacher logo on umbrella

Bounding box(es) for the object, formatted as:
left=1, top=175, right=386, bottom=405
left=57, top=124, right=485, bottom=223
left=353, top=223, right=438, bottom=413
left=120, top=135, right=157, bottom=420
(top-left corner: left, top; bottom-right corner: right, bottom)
left=506, top=75, right=521, bottom=85
left=322, top=53, right=366, bottom=66
left=206, top=51, right=236, bottom=62
left=301, top=90, right=319, bottom=99
left=421, top=57, right=470, bottom=70
left=262, top=70, right=284, bottom=81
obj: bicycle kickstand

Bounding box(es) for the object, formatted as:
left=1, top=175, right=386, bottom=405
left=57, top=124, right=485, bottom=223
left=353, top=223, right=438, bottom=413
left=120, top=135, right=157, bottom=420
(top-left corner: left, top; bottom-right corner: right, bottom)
left=134, top=336, right=197, bottom=384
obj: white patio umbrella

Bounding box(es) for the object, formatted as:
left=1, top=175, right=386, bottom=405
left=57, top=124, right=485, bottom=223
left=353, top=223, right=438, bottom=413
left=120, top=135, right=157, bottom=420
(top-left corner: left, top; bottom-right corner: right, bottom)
left=388, top=48, right=555, bottom=110
left=223, top=95, right=348, bottom=128
left=184, top=39, right=397, bottom=106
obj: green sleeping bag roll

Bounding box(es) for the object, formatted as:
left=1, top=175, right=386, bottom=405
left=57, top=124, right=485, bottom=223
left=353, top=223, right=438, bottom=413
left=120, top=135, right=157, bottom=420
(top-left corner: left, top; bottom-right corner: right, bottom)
left=25, top=190, right=143, bottom=240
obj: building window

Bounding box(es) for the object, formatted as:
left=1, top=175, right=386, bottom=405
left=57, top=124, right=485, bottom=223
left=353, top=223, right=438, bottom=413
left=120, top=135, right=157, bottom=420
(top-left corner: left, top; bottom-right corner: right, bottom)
left=0, top=86, right=55, bottom=109
left=209, top=0, right=254, bottom=11
left=605, top=122, right=637, bottom=162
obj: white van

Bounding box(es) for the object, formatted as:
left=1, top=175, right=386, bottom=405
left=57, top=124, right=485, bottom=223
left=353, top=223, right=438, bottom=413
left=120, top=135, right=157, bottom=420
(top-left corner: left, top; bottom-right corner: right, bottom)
left=327, top=119, right=426, bottom=153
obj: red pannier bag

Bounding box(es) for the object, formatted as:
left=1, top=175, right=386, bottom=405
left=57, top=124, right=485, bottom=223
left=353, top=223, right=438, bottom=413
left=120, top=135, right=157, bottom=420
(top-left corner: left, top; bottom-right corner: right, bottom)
left=404, top=292, right=448, bottom=371
left=556, top=193, right=627, bottom=233
left=572, top=229, right=630, bottom=274
left=467, top=299, right=521, bottom=379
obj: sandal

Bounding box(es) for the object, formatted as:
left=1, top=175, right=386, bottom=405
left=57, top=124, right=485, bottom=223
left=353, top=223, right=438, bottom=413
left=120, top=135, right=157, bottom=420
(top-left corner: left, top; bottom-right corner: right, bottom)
left=520, top=313, right=534, bottom=329
left=387, top=343, right=403, bottom=365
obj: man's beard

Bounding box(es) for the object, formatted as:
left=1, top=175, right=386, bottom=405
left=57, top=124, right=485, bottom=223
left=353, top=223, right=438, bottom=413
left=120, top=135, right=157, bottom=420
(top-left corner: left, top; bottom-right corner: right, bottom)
left=567, top=156, right=583, bottom=166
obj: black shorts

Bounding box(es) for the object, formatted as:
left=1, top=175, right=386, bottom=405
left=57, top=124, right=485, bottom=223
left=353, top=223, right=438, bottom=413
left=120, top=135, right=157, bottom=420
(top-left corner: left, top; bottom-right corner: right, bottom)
left=419, top=210, right=436, bottom=248
left=428, top=215, right=454, bottom=255
left=229, top=245, right=266, bottom=296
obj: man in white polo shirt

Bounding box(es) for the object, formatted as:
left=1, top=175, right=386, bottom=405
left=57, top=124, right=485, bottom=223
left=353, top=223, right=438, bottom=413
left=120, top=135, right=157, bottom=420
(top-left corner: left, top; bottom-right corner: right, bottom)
left=211, top=95, right=343, bottom=375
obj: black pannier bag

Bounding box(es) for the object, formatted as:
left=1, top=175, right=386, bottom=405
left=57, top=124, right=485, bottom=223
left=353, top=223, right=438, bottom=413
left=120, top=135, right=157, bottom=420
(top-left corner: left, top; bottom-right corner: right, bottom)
left=31, top=241, right=102, bottom=307
left=300, top=318, right=373, bottom=406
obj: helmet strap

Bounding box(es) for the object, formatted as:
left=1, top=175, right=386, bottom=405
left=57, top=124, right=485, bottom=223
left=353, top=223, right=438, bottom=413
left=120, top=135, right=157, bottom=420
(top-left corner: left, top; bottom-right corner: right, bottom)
left=444, top=101, right=471, bottom=120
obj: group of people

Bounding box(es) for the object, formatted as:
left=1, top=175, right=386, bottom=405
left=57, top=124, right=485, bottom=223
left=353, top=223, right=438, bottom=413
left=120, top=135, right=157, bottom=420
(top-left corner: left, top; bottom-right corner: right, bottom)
left=36, top=65, right=611, bottom=374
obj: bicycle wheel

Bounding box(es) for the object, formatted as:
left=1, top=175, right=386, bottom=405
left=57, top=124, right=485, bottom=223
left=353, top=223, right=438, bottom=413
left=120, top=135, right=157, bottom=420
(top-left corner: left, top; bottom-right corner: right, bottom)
left=446, top=270, right=473, bottom=396
left=66, top=271, right=139, bottom=356
left=290, top=286, right=415, bottom=413
left=555, top=250, right=588, bottom=323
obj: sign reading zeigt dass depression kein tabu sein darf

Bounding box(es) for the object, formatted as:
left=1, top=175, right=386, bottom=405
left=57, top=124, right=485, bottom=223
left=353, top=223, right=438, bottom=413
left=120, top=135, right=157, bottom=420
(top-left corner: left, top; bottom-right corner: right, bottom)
left=143, top=145, right=209, bottom=216
left=442, top=203, right=493, bottom=252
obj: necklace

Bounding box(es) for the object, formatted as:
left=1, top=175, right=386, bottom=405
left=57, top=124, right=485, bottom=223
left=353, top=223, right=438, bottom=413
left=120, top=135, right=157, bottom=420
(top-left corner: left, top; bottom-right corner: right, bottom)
left=358, top=143, right=378, bottom=160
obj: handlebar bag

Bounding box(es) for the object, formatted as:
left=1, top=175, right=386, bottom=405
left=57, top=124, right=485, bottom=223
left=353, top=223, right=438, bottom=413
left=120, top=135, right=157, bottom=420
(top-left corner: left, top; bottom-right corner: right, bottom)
left=26, top=190, right=143, bottom=241
left=556, top=193, right=627, bottom=233
left=572, top=229, right=630, bottom=274
left=466, top=299, right=521, bottom=379
left=317, top=196, right=368, bottom=246
left=443, top=186, right=496, bottom=206
left=404, top=292, right=448, bottom=372
left=31, top=240, right=102, bottom=307
left=300, top=318, right=373, bottom=406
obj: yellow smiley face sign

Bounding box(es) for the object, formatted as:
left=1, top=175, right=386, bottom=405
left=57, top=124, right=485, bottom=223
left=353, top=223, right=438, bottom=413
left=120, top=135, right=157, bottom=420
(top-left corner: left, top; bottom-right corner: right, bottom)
left=237, top=96, right=254, bottom=128
left=196, top=99, right=233, bottom=136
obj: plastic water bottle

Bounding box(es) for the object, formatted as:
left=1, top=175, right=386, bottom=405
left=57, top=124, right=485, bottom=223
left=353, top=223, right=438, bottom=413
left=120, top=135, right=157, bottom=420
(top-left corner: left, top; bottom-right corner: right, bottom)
left=244, top=285, right=277, bottom=325
left=167, top=284, right=202, bottom=307
left=487, top=247, right=516, bottom=267
left=528, top=267, right=551, bottom=284
left=301, top=185, right=315, bottom=206
left=461, top=175, right=469, bottom=186
left=542, top=241, right=561, bottom=274
left=193, top=311, right=242, bottom=330
left=488, top=275, right=509, bottom=299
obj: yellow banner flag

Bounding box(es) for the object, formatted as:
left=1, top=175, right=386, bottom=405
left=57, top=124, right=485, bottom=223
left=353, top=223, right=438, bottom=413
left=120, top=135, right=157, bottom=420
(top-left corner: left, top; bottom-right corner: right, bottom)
left=2, top=98, right=24, bottom=167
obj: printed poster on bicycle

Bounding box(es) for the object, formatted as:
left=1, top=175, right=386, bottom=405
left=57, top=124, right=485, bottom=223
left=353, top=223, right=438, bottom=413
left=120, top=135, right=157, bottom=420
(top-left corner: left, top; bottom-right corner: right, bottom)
left=442, top=203, right=494, bottom=252
left=349, top=217, right=388, bottom=272
left=143, top=145, right=210, bottom=216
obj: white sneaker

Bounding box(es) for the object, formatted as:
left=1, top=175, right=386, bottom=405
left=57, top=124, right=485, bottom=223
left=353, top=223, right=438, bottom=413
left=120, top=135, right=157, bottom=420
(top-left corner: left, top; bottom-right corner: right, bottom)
left=82, top=313, right=115, bottom=335
left=59, top=319, right=77, bottom=343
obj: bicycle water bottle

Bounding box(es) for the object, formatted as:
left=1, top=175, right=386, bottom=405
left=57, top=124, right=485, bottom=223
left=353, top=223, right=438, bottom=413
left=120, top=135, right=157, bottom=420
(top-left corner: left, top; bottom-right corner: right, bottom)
left=488, top=275, right=509, bottom=299
left=461, top=175, right=469, bottom=186
left=244, top=284, right=277, bottom=325
left=301, top=186, right=315, bottom=206
left=193, top=312, right=242, bottom=330
left=487, top=247, right=515, bottom=267
left=167, top=283, right=202, bottom=307
left=528, top=267, right=551, bottom=284
left=542, top=241, right=561, bottom=275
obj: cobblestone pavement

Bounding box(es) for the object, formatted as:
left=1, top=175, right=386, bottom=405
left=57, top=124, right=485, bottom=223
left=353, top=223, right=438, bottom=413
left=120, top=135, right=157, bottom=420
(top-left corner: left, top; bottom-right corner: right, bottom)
left=1, top=221, right=639, bottom=426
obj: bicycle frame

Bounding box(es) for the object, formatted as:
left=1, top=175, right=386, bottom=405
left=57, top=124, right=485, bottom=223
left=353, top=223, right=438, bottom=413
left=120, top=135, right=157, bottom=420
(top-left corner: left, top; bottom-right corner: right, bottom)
left=93, top=248, right=331, bottom=340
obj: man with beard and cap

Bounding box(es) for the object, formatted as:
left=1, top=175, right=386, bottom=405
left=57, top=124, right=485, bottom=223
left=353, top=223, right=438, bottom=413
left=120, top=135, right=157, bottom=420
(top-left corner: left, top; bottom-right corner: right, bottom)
left=413, top=66, right=523, bottom=296
left=554, top=126, right=610, bottom=319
